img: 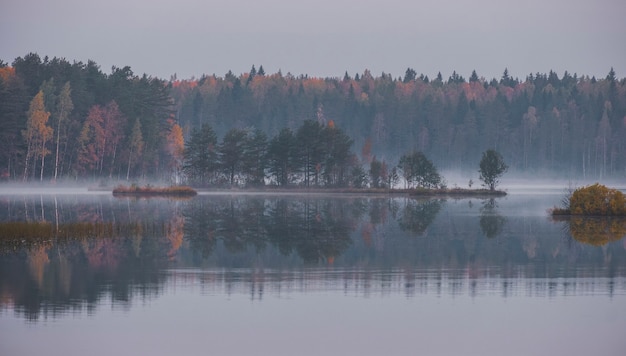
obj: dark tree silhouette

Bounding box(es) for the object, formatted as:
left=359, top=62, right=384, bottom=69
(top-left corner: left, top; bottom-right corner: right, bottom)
left=479, top=149, right=508, bottom=191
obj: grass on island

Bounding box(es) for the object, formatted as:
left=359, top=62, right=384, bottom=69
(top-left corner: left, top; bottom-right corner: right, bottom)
left=113, top=184, right=197, bottom=196
left=551, top=183, right=626, bottom=216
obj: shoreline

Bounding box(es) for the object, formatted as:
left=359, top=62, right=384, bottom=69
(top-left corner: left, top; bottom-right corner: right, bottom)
left=0, top=184, right=507, bottom=198
left=191, top=186, right=507, bottom=197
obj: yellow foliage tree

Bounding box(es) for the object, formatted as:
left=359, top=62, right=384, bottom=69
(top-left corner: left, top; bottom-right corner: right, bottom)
left=166, top=120, right=185, bottom=184
left=22, top=91, right=53, bottom=181
left=166, top=214, right=184, bottom=259
left=27, top=244, right=50, bottom=288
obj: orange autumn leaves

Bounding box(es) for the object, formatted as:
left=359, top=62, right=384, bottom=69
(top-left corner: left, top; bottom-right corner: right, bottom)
left=23, top=91, right=53, bottom=181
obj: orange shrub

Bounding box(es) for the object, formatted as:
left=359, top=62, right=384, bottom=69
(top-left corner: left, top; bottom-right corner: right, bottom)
left=569, top=183, right=626, bottom=216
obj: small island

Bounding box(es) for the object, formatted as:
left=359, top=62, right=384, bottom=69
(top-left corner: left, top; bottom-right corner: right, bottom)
left=551, top=183, right=626, bottom=216
left=550, top=183, right=626, bottom=246
left=112, top=185, right=198, bottom=197
left=410, top=187, right=506, bottom=197
left=109, top=147, right=509, bottom=198
left=192, top=186, right=506, bottom=197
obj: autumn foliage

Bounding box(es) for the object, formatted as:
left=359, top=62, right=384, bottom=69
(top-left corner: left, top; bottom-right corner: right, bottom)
left=552, top=183, right=626, bottom=216
left=2, top=53, right=625, bottom=183
left=567, top=217, right=626, bottom=246
left=112, top=184, right=197, bottom=196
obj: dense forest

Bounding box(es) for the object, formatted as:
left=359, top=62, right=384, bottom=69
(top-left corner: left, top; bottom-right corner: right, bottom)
left=0, top=53, right=176, bottom=182
left=1, top=53, right=625, bottom=184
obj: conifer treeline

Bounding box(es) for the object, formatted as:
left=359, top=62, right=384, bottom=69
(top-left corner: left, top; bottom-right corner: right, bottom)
left=1, top=54, right=625, bottom=182
left=0, top=53, right=180, bottom=181
left=173, top=66, right=626, bottom=178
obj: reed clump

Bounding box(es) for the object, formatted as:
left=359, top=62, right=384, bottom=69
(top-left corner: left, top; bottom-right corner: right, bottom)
left=112, top=184, right=197, bottom=196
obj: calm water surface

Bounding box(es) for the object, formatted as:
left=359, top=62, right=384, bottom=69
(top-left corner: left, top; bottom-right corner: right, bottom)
left=1, top=189, right=625, bottom=356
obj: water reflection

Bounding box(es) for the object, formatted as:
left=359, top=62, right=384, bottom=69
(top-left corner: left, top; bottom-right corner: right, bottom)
left=553, top=216, right=626, bottom=246
left=1, top=194, right=625, bottom=322
left=184, top=198, right=353, bottom=264
left=164, top=268, right=625, bottom=301
left=479, top=198, right=506, bottom=238
left=397, top=198, right=442, bottom=235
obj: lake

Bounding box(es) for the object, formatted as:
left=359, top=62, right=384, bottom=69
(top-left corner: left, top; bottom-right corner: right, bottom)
left=1, top=188, right=625, bottom=356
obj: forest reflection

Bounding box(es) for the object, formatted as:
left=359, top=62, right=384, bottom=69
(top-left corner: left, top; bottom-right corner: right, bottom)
left=1, top=194, right=625, bottom=321
left=184, top=197, right=352, bottom=263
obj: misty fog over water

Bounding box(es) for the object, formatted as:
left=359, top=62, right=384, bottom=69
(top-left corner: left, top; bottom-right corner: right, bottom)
left=1, top=187, right=625, bottom=356
left=3, top=1, right=626, bottom=353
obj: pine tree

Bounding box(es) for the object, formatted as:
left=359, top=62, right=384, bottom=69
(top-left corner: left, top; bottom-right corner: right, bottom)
left=183, top=124, right=218, bottom=185
left=243, top=129, right=268, bottom=186
left=470, top=70, right=479, bottom=83
left=126, top=118, right=144, bottom=180
left=267, top=128, right=295, bottom=186
left=403, top=68, right=417, bottom=83
left=296, top=120, right=326, bottom=186
left=219, top=128, right=247, bottom=186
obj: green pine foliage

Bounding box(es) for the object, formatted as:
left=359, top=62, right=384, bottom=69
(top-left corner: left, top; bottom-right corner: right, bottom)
left=2, top=53, right=625, bottom=183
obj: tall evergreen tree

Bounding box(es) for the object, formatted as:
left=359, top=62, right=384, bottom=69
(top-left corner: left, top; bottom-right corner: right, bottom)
left=126, top=118, right=144, bottom=180
left=0, top=66, right=28, bottom=179
left=469, top=70, right=479, bottom=83
left=267, top=128, right=296, bottom=186
left=403, top=68, right=417, bottom=83
left=219, top=128, right=247, bottom=186
left=243, top=129, right=268, bottom=186
left=183, top=124, right=218, bottom=185
left=323, top=122, right=354, bottom=186
left=296, top=120, right=326, bottom=186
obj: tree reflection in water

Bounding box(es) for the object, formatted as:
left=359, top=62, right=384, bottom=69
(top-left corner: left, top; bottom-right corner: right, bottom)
left=397, top=198, right=443, bottom=235
left=2, top=194, right=626, bottom=322
left=480, top=198, right=506, bottom=239
left=184, top=197, right=353, bottom=264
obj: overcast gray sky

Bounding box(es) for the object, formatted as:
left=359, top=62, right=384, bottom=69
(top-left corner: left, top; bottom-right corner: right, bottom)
left=2, top=0, right=625, bottom=80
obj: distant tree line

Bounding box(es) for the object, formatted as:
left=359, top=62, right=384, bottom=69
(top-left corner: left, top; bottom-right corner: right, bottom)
left=171, top=65, right=626, bottom=179
left=2, top=54, right=625, bottom=182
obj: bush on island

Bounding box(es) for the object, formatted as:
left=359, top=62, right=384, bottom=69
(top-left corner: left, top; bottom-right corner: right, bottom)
left=552, top=183, right=626, bottom=216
